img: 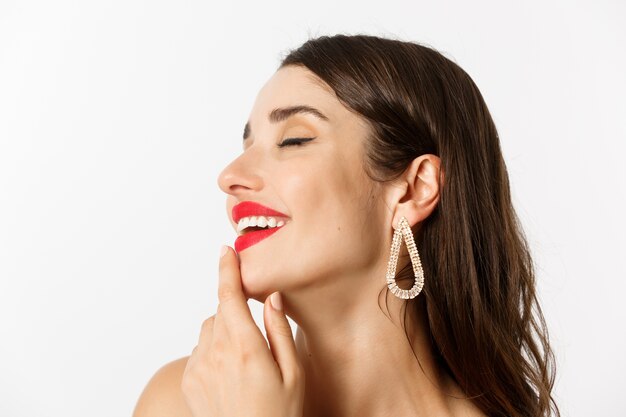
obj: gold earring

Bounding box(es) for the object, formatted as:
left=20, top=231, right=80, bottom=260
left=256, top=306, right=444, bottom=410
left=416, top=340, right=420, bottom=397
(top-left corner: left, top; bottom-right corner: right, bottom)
left=386, top=216, right=425, bottom=299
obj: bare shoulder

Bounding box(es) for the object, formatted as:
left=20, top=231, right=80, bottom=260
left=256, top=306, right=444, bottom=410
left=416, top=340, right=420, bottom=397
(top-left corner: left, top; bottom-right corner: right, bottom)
left=132, top=355, right=193, bottom=417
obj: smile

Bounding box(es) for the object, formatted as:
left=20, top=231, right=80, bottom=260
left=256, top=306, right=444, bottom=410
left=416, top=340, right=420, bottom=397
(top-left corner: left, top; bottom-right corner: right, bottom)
left=237, top=215, right=285, bottom=234
left=231, top=201, right=290, bottom=252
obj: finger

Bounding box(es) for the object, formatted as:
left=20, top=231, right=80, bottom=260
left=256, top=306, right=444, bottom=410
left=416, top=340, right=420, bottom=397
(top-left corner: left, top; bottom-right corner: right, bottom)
left=216, top=245, right=258, bottom=335
left=197, top=315, right=216, bottom=351
left=211, top=304, right=233, bottom=349
left=263, top=291, right=302, bottom=384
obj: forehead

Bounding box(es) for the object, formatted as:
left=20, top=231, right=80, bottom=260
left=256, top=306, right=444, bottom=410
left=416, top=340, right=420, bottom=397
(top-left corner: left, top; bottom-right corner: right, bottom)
left=244, top=65, right=372, bottom=144
left=249, top=66, right=339, bottom=123
left=262, top=65, right=335, bottom=100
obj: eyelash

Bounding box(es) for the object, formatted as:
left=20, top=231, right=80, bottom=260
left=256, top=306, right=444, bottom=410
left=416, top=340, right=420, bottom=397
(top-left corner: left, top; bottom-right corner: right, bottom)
left=277, top=137, right=315, bottom=148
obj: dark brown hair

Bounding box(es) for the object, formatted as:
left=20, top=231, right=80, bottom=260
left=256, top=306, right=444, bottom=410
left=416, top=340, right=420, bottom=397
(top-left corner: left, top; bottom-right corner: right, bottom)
left=279, top=34, right=558, bottom=417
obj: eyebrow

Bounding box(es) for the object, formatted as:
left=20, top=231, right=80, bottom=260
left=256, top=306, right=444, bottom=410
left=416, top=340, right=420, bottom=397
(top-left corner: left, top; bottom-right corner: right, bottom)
left=243, top=105, right=329, bottom=141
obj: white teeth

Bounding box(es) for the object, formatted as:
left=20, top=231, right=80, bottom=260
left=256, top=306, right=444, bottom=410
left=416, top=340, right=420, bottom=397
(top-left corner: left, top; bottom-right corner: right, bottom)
left=236, top=215, right=287, bottom=235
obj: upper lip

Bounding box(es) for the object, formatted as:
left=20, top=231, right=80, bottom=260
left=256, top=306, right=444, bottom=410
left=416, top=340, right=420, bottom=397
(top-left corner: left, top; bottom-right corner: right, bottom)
left=232, top=201, right=290, bottom=224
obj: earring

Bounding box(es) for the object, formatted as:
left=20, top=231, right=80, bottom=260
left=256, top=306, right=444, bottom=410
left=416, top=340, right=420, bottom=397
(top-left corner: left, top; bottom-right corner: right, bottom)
left=386, top=216, right=425, bottom=299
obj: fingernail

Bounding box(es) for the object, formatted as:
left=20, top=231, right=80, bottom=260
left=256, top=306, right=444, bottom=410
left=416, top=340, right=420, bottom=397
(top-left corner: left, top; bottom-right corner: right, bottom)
left=270, top=291, right=283, bottom=311
left=220, top=245, right=229, bottom=258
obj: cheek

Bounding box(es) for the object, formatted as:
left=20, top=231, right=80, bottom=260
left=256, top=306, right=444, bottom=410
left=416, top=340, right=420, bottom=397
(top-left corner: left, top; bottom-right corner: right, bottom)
left=287, top=170, right=381, bottom=268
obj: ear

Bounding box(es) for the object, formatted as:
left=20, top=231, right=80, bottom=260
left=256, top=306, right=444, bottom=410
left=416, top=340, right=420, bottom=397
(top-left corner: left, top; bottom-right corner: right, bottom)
left=387, top=154, right=443, bottom=229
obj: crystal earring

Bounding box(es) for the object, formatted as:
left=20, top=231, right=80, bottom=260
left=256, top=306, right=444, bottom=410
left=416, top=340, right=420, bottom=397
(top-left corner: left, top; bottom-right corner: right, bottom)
left=386, top=216, right=425, bottom=299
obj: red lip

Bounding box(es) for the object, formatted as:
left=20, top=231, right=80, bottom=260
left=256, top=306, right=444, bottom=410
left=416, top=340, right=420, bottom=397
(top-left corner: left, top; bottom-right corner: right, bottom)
left=231, top=201, right=290, bottom=253
left=232, top=201, right=289, bottom=223
left=235, top=227, right=282, bottom=252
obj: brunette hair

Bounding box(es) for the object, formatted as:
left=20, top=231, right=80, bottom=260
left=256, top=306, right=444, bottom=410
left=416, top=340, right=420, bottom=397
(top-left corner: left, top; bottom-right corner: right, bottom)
left=279, top=34, right=559, bottom=417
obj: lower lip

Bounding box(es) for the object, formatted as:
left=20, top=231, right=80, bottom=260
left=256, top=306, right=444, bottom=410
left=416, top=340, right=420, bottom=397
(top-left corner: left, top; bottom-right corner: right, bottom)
left=235, top=226, right=284, bottom=253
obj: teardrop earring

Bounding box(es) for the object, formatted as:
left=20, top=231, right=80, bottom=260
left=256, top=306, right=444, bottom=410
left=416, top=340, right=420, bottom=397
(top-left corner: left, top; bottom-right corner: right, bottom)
left=386, top=216, right=425, bottom=299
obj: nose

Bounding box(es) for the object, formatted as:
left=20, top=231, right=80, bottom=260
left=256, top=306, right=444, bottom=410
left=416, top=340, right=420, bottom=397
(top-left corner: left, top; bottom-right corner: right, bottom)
left=217, top=151, right=264, bottom=197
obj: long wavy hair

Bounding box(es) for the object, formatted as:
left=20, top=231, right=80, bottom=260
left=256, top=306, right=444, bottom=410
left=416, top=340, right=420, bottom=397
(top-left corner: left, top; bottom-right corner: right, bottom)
left=279, top=34, right=559, bottom=417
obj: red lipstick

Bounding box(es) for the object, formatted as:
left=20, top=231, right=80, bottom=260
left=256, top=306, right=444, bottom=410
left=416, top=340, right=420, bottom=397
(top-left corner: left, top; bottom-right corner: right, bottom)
left=232, top=201, right=289, bottom=253
left=232, top=201, right=289, bottom=223
left=235, top=227, right=282, bottom=252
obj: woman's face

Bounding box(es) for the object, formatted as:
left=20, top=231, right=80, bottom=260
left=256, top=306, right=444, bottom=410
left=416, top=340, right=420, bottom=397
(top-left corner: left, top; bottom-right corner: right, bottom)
left=217, top=65, right=390, bottom=303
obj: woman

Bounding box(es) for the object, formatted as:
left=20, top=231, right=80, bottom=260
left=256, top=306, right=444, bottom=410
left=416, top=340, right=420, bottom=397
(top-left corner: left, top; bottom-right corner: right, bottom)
left=133, top=34, right=559, bottom=417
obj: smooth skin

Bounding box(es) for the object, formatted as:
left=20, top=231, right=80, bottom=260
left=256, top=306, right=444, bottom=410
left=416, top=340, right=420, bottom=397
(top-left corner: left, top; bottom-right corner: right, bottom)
left=133, top=65, right=485, bottom=417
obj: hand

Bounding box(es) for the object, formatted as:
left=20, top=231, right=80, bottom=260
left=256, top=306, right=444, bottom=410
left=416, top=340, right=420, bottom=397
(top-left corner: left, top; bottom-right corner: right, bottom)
left=181, top=245, right=305, bottom=417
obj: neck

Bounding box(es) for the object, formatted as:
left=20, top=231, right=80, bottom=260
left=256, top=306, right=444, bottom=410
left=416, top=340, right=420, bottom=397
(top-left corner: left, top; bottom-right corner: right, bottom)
left=281, top=263, right=466, bottom=417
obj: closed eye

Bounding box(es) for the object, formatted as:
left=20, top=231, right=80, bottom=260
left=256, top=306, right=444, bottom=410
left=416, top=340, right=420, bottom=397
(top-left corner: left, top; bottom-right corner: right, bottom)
left=277, top=137, right=316, bottom=148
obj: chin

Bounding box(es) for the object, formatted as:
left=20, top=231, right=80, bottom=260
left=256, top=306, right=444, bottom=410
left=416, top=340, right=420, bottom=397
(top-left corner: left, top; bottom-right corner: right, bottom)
left=239, top=260, right=279, bottom=302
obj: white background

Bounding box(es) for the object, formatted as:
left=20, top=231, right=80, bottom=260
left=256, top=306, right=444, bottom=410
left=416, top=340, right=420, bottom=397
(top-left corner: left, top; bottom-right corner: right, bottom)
left=1, top=1, right=624, bottom=416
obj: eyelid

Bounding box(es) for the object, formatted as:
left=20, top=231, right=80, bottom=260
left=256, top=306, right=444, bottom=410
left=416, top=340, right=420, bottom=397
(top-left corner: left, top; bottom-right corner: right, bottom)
left=277, top=137, right=316, bottom=148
